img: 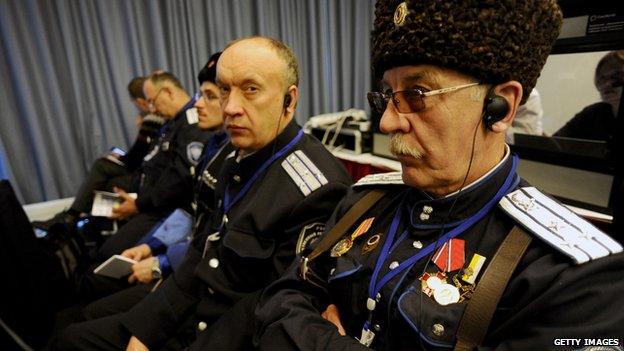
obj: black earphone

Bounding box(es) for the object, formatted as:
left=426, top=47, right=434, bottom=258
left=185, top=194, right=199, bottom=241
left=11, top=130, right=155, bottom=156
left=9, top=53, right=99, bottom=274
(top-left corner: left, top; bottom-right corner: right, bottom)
left=482, top=90, right=509, bottom=130
left=283, top=94, right=292, bottom=109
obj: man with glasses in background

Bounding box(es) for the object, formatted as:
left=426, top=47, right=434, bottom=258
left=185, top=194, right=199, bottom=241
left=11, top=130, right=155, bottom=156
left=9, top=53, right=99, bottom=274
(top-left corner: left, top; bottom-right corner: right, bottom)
left=92, top=71, right=213, bottom=268
left=32, top=77, right=165, bottom=236
left=250, top=1, right=624, bottom=350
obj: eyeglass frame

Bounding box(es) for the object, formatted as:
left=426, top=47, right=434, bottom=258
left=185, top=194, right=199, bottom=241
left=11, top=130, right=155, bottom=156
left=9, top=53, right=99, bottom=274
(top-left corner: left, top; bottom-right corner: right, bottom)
left=147, top=88, right=165, bottom=110
left=200, top=90, right=219, bottom=104
left=367, top=82, right=480, bottom=114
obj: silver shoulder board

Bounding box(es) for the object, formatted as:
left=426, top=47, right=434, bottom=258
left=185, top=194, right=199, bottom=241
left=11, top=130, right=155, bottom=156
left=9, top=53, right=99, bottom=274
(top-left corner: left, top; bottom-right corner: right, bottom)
left=281, top=150, right=328, bottom=197
left=353, top=171, right=404, bottom=187
left=499, top=187, right=622, bottom=264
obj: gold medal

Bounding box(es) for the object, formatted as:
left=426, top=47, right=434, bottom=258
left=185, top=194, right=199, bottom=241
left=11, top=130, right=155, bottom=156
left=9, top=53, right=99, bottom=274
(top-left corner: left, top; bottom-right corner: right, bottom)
left=331, top=217, right=375, bottom=257
left=362, top=233, right=381, bottom=254
left=330, top=238, right=353, bottom=257
left=433, top=283, right=460, bottom=306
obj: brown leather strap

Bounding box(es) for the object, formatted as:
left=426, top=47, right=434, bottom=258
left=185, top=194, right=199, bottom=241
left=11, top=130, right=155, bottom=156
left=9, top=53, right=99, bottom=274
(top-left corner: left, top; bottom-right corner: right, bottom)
left=454, top=226, right=532, bottom=351
left=299, top=189, right=385, bottom=285
left=308, top=188, right=386, bottom=262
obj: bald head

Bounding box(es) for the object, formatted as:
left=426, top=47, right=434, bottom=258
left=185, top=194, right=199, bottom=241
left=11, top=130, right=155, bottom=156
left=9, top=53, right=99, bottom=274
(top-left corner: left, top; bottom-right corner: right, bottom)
left=223, top=36, right=299, bottom=89
left=217, top=36, right=300, bottom=155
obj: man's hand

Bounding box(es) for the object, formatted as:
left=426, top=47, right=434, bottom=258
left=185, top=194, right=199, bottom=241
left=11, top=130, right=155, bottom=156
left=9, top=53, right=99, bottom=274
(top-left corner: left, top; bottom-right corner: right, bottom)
left=321, top=304, right=346, bottom=336
left=126, top=336, right=149, bottom=351
left=121, top=244, right=152, bottom=262
left=111, top=187, right=138, bottom=220
left=128, top=257, right=158, bottom=284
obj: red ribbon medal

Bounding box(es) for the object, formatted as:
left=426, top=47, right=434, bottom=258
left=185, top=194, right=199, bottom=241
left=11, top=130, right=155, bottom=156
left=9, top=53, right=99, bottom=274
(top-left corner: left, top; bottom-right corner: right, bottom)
left=432, top=238, right=465, bottom=272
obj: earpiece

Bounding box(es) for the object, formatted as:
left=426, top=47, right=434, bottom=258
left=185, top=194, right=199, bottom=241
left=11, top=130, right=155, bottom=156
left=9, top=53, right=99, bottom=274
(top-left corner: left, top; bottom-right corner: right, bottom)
left=283, top=94, right=292, bottom=109
left=482, top=90, right=509, bottom=130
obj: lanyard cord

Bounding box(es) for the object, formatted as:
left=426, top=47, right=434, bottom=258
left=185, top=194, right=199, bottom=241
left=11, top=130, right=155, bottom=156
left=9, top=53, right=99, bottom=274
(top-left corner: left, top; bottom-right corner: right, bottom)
left=222, top=129, right=303, bottom=215
left=365, top=155, right=519, bottom=316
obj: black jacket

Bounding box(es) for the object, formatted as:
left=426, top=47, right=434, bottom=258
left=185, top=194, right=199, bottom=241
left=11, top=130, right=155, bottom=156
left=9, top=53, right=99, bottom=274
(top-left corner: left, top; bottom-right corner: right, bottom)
left=135, top=100, right=212, bottom=214
left=120, top=120, right=353, bottom=348
left=255, top=153, right=624, bottom=350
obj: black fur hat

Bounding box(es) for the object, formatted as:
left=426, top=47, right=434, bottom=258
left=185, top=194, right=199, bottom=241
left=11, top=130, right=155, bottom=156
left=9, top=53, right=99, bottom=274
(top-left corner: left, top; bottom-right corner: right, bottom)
left=371, top=0, right=563, bottom=104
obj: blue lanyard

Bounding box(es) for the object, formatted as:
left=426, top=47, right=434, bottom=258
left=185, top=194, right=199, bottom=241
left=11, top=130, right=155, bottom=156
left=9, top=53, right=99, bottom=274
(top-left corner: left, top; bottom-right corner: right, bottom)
left=365, top=155, right=519, bottom=313
left=222, top=129, right=304, bottom=215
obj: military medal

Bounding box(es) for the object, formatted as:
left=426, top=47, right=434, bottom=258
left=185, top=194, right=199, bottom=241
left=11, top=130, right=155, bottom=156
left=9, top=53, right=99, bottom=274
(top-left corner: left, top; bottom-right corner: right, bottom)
left=330, top=217, right=375, bottom=257
left=362, top=233, right=382, bottom=254
left=330, top=238, right=353, bottom=257
left=420, top=272, right=447, bottom=298
left=433, top=283, right=461, bottom=305
left=432, top=238, right=465, bottom=272
left=461, top=253, right=486, bottom=285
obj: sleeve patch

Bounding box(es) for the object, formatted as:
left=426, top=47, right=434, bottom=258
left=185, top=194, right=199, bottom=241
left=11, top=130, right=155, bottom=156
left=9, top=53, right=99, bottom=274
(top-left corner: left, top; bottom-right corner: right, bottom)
left=281, top=150, right=328, bottom=197
left=296, top=222, right=326, bottom=255
left=499, top=187, right=623, bottom=264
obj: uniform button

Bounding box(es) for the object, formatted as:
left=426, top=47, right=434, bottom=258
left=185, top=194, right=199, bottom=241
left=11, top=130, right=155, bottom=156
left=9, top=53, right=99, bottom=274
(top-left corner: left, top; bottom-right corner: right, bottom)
left=373, top=324, right=381, bottom=332
left=423, top=205, right=433, bottom=214
left=209, top=258, right=219, bottom=268
left=413, top=240, right=423, bottom=249
left=207, top=287, right=215, bottom=295
left=432, top=323, right=444, bottom=336
left=389, top=261, right=399, bottom=270
left=233, top=175, right=241, bottom=182
left=198, top=321, right=207, bottom=331
left=419, top=213, right=430, bottom=221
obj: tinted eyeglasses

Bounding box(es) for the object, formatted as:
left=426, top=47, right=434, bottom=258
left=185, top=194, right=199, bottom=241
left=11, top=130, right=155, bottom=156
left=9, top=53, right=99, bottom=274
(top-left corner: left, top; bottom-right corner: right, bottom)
left=367, top=82, right=480, bottom=114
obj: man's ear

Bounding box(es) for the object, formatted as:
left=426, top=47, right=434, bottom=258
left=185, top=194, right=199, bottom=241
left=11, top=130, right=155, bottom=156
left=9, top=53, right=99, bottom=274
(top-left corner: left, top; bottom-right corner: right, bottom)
left=136, top=98, right=149, bottom=111
left=284, top=85, right=298, bottom=116
left=488, top=81, right=523, bottom=133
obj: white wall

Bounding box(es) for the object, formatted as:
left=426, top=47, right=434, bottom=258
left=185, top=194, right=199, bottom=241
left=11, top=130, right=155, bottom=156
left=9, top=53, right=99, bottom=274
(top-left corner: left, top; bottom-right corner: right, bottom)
left=534, top=50, right=609, bottom=135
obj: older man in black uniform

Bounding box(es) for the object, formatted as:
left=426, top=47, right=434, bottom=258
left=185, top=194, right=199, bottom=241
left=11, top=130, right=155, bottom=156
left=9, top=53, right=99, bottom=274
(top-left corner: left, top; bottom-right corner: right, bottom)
left=253, top=1, right=624, bottom=350
left=55, top=36, right=352, bottom=350
left=95, top=72, right=213, bottom=260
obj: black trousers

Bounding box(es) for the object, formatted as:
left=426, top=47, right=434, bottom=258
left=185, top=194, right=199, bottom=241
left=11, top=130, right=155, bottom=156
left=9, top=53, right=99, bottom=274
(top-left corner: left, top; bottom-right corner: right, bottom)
left=83, top=282, right=156, bottom=320
left=95, top=211, right=166, bottom=261
left=71, top=158, right=135, bottom=214
left=54, top=291, right=262, bottom=351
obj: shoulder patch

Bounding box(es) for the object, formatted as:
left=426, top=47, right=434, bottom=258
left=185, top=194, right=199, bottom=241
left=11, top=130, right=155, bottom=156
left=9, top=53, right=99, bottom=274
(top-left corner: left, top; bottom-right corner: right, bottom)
left=281, top=150, right=328, bottom=197
left=296, top=222, right=325, bottom=255
left=186, top=142, right=204, bottom=166
left=186, top=108, right=199, bottom=124
left=499, top=187, right=622, bottom=264
left=353, top=171, right=404, bottom=187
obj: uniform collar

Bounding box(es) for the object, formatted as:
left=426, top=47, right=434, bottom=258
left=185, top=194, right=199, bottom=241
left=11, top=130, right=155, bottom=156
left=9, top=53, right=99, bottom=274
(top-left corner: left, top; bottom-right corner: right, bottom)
left=404, top=146, right=514, bottom=229
left=227, top=119, right=301, bottom=185
left=171, top=97, right=196, bottom=123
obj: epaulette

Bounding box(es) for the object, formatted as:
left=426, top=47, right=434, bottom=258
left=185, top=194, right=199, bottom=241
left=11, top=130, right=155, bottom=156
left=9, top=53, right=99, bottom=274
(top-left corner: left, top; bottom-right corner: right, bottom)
left=353, top=171, right=404, bottom=188
left=281, top=150, right=328, bottom=197
left=499, top=187, right=622, bottom=264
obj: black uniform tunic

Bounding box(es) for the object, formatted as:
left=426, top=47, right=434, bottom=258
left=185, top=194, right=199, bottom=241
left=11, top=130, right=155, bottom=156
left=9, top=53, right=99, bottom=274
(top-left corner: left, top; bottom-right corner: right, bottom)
left=256, top=153, right=624, bottom=350
left=135, top=100, right=213, bottom=214
left=95, top=100, right=213, bottom=259
left=119, top=120, right=353, bottom=348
